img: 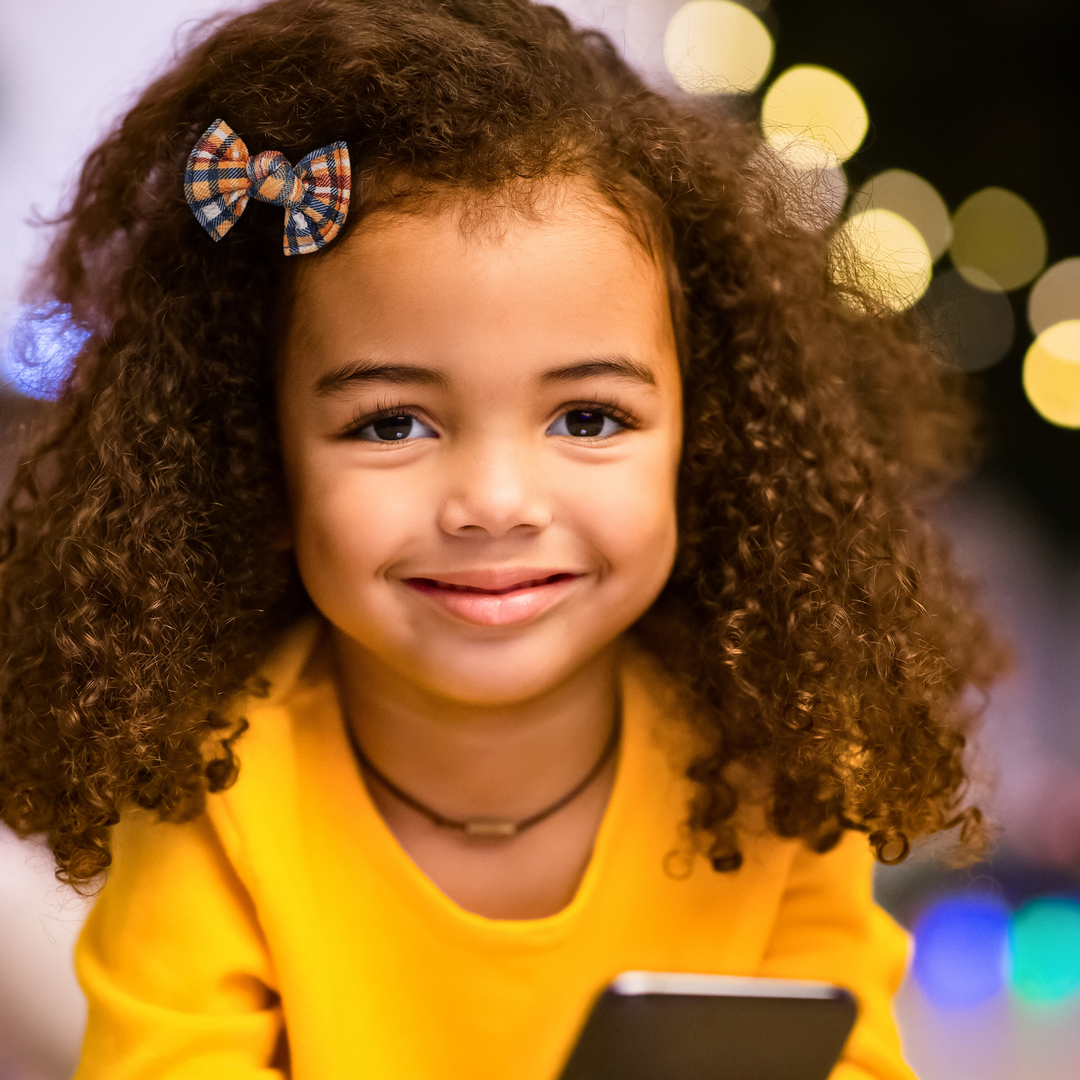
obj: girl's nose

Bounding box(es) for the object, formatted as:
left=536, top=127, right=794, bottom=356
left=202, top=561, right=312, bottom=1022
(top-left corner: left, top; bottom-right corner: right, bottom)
left=437, top=441, right=552, bottom=538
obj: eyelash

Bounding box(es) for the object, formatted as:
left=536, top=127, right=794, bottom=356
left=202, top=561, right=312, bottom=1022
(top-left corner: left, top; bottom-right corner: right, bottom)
left=342, top=397, right=640, bottom=439
left=556, top=397, right=639, bottom=434
left=342, top=399, right=428, bottom=439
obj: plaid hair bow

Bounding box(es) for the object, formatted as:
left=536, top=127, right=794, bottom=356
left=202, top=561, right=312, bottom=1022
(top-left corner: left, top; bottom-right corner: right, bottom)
left=184, top=119, right=351, bottom=256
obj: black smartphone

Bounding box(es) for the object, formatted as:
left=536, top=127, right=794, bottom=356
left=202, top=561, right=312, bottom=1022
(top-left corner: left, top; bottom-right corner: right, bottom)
left=557, top=971, right=856, bottom=1080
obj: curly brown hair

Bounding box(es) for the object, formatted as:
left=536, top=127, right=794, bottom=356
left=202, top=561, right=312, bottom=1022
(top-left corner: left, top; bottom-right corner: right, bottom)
left=0, top=0, right=1001, bottom=888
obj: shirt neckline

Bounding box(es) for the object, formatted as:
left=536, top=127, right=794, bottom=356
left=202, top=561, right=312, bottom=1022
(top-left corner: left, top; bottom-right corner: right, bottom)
left=331, top=661, right=646, bottom=946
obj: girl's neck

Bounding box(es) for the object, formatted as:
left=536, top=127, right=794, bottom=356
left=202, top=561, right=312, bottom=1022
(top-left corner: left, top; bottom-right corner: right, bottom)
left=331, top=633, right=621, bottom=823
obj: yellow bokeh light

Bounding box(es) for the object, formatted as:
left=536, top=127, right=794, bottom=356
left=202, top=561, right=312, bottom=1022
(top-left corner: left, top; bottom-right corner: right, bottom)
left=761, top=64, right=868, bottom=169
left=950, top=187, right=1047, bottom=292
left=835, top=208, right=932, bottom=311
left=1023, top=320, right=1080, bottom=428
left=851, top=169, right=952, bottom=262
left=664, top=1, right=774, bottom=95
left=1028, top=258, right=1080, bottom=336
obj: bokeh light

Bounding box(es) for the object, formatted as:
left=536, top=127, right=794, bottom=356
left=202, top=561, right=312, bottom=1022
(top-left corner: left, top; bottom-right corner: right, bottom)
left=1009, top=897, right=1080, bottom=1005
left=664, top=1, right=774, bottom=95
left=835, top=208, right=932, bottom=311
left=1023, top=321, right=1080, bottom=428
left=950, top=187, right=1047, bottom=292
left=851, top=169, right=952, bottom=262
left=1028, top=258, right=1080, bottom=336
left=2, top=303, right=89, bottom=400
left=915, top=269, right=1015, bottom=372
left=761, top=64, right=869, bottom=170
left=912, top=896, right=1010, bottom=1009
left=786, top=165, right=848, bottom=232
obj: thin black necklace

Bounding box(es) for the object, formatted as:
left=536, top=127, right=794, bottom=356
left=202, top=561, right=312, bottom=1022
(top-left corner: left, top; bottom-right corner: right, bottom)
left=343, top=711, right=621, bottom=839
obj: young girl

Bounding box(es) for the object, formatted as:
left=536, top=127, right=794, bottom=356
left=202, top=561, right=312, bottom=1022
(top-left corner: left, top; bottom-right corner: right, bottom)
left=0, top=1, right=999, bottom=1077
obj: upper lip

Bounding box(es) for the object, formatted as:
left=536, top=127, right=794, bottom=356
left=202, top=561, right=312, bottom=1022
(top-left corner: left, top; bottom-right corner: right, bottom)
left=403, top=568, right=582, bottom=594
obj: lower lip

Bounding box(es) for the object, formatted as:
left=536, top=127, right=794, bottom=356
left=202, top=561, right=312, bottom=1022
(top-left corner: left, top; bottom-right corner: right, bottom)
left=404, top=574, right=581, bottom=627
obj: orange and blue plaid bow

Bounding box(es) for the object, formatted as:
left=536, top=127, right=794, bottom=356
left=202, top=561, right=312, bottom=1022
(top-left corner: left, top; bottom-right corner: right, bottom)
left=184, top=119, right=351, bottom=256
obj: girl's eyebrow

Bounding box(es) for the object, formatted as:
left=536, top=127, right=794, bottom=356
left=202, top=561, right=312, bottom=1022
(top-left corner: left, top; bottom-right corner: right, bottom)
left=539, top=357, right=656, bottom=387
left=313, top=355, right=656, bottom=397
left=314, top=360, right=450, bottom=396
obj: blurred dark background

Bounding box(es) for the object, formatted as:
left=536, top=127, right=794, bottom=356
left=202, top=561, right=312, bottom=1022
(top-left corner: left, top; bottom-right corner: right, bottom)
left=770, top=0, right=1080, bottom=545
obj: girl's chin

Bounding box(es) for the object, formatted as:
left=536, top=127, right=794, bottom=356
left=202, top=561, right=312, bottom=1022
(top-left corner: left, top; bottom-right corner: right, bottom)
left=392, top=637, right=615, bottom=707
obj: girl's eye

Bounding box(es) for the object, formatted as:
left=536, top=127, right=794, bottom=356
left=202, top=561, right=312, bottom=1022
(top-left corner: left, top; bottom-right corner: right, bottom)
left=546, top=409, right=626, bottom=439
left=353, top=414, right=437, bottom=442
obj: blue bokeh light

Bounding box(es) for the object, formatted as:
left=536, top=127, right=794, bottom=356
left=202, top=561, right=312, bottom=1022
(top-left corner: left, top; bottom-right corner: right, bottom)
left=2, top=303, right=90, bottom=400
left=913, top=895, right=1011, bottom=1008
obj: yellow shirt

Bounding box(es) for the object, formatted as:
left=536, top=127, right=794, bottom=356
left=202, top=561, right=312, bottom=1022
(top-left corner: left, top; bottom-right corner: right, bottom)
left=75, top=621, right=915, bottom=1080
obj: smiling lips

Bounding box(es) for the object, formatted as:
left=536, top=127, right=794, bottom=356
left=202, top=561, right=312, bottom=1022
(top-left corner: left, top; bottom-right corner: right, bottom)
left=404, top=570, right=582, bottom=626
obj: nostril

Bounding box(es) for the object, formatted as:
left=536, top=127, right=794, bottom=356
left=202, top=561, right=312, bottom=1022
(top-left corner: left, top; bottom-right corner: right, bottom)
left=438, top=493, right=551, bottom=537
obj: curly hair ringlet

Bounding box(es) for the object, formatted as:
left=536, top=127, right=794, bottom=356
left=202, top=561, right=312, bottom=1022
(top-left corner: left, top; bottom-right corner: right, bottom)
left=0, top=0, right=1003, bottom=890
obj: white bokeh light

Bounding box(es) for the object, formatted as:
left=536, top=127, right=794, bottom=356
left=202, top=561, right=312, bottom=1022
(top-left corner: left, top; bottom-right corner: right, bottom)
left=835, top=208, right=932, bottom=311
left=761, top=64, right=869, bottom=170
left=663, top=0, right=774, bottom=94
left=850, top=169, right=952, bottom=263
left=1028, top=258, right=1080, bottom=337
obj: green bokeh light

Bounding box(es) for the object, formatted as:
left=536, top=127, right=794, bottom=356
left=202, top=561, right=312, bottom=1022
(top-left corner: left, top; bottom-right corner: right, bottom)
left=1009, top=897, right=1080, bottom=1005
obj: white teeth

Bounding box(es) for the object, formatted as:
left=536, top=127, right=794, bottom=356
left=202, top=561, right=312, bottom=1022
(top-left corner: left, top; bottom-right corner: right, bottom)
left=429, top=575, right=560, bottom=594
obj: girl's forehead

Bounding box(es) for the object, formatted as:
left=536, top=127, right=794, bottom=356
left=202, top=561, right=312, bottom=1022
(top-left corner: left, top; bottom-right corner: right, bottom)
left=276, top=184, right=673, bottom=397
left=283, top=183, right=672, bottom=359
left=310, top=175, right=655, bottom=269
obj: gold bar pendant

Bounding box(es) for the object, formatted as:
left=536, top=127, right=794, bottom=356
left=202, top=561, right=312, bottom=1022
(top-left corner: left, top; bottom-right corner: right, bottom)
left=463, top=819, right=519, bottom=838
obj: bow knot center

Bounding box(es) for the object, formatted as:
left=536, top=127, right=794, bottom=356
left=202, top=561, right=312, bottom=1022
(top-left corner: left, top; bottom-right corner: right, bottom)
left=247, top=151, right=304, bottom=208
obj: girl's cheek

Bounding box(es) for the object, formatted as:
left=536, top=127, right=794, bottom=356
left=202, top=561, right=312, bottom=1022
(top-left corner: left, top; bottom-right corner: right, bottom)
left=332, top=465, right=446, bottom=582
left=570, top=451, right=679, bottom=574
left=319, top=471, right=407, bottom=559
